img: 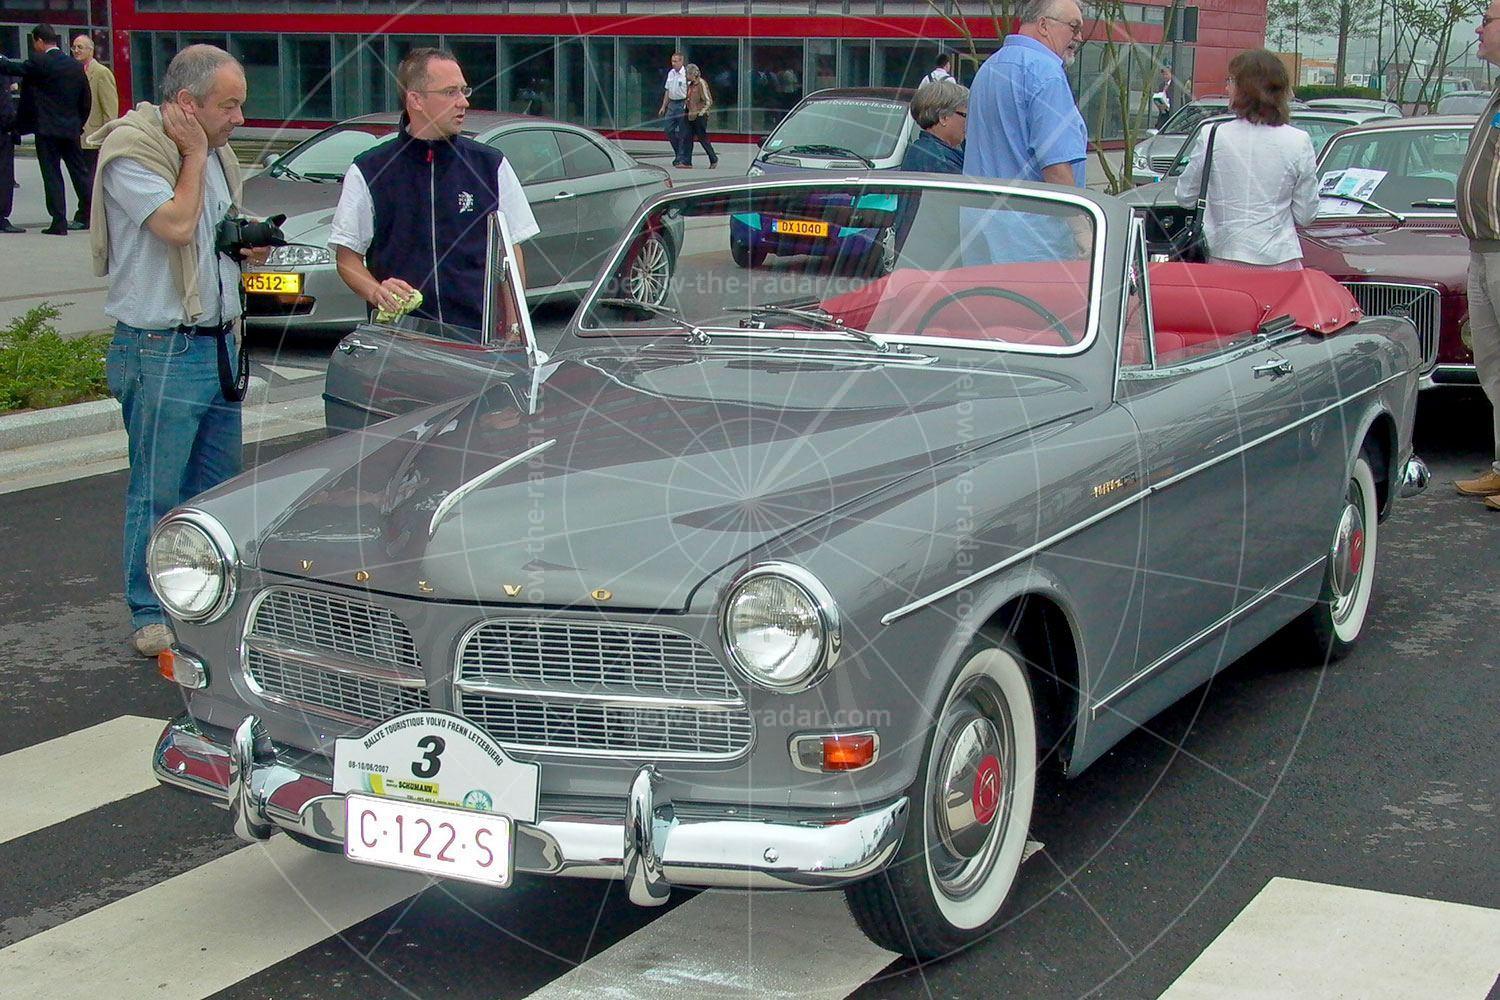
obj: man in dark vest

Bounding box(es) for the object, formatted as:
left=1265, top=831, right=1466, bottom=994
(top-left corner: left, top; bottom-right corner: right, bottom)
left=329, top=47, right=538, bottom=341
left=0, top=23, right=92, bottom=234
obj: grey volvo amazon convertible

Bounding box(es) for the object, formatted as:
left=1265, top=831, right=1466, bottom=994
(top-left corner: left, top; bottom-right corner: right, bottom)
left=147, top=174, right=1429, bottom=959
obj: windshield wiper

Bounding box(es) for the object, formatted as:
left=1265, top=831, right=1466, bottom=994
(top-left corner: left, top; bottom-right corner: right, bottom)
left=777, top=144, right=875, bottom=167
left=1409, top=196, right=1456, bottom=209
left=268, top=161, right=311, bottom=182
left=593, top=297, right=710, bottom=344
left=1321, top=193, right=1406, bottom=223
left=724, top=304, right=905, bottom=353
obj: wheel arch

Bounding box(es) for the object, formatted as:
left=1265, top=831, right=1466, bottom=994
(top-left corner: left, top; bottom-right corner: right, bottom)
left=976, top=588, right=1083, bottom=779
left=1360, top=408, right=1398, bottom=519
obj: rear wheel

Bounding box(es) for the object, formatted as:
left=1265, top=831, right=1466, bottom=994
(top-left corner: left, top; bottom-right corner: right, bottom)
left=731, top=239, right=767, bottom=269
left=1292, top=452, right=1379, bottom=661
left=624, top=230, right=674, bottom=306
left=845, top=629, right=1037, bottom=960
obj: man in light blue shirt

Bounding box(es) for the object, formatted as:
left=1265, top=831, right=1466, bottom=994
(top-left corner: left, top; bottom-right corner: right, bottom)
left=963, top=0, right=1091, bottom=261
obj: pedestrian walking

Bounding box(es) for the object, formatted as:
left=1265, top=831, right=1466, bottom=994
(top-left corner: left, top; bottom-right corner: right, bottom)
left=656, top=51, right=690, bottom=168
left=900, top=80, right=968, bottom=173
left=683, top=63, right=718, bottom=168
left=0, top=77, right=18, bottom=233
left=1153, top=66, right=1183, bottom=128
left=73, top=32, right=118, bottom=227
left=90, top=44, right=276, bottom=657
left=918, top=53, right=954, bottom=90
left=1173, top=49, right=1317, bottom=269
left=0, top=23, right=91, bottom=234
left=1454, top=0, right=1500, bottom=508
left=329, top=47, right=539, bottom=339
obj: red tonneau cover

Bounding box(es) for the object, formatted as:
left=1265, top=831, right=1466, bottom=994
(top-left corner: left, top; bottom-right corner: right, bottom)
left=1148, top=262, right=1363, bottom=337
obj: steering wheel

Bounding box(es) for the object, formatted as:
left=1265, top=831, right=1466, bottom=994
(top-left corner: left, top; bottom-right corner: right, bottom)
left=911, top=286, right=1077, bottom=345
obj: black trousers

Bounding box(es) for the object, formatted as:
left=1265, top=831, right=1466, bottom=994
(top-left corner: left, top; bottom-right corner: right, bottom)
left=35, top=134, right=90, bottom=229
left=0, top=130, right=13, bottom=222
left=74, top=147, right=98, bottom=223
left=686, top=116, right=717, bottom=166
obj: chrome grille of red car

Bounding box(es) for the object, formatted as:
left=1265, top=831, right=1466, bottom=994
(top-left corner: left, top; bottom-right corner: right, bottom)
left=455, top=619, right=752, bottom=760
left=1340, top=282, right=1440, bottom=372
left=242, top=587, right=429, bottom=725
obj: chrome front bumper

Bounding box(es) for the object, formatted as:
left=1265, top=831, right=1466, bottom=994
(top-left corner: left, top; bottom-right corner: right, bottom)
left=1401, top=455, right=1431, bottom=498
left=153, top=713, right=908, bottom=904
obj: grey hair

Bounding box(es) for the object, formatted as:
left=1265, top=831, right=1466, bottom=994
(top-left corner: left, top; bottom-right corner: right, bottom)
left=686, top=63, right=701, bottom=79
left=910, top=80, right=969, bottom=129
left=1019, top=0, right=1065, bottom=23
left=159, top=44, right=240, bottom=103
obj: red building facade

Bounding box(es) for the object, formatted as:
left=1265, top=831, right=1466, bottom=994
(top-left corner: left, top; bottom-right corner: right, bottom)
left=2, top=1, right=1267, bottom=140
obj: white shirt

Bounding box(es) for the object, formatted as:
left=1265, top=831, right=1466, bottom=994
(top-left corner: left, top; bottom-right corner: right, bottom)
left=1175, top=118, right=1319, bottom=266
left=103, top=155, right=242, bottom=329
left=918, top=67, right=954, bottom=89
left=664, top=67, right=688, bottom=101
left=328, top=158, right=540, bottom=256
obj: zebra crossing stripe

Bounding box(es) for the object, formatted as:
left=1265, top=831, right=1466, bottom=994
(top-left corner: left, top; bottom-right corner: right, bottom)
left=0, top=715, right=166, bottom=846
left=524, top=888, right=898, bottom=999
left=1160, top=877, right=1500, bottom=999
left=0, top=835, right=426, bottom=998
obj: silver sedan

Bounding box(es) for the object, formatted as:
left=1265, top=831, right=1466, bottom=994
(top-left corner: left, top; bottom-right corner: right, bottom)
left=238, top=112, right=677, bottom=335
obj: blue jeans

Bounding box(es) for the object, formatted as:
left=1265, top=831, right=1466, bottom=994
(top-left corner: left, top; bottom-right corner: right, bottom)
left=106, top=322, right=243, bottom=629
left=665, top=100, right=689, bottom=164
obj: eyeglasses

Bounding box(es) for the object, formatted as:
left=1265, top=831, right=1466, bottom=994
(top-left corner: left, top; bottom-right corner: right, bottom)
left=952, top=110, right=968, bottom=118
left=1484, top=14, right=1500, bottom=27
left=1043, top=15, right=1085, bottom=37
left=419, top=85, right=473, bottom=99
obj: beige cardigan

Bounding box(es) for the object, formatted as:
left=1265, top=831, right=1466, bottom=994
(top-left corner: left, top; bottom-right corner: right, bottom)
left=81, top=59, right=118, bottom=150
left=87, top=103, right=243, bottom=325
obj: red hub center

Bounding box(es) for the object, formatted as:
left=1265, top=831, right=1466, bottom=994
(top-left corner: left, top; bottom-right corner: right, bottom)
left=1349, top=528, right=1365, bottom=576
left=972, top=754, right=1002, bottom=825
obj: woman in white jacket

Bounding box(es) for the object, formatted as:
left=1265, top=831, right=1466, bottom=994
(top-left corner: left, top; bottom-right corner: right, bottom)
left=1175, top=49, right=1319, bottom=270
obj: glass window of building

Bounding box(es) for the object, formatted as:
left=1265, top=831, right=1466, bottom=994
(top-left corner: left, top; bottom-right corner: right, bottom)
left=229, top=34, right=281, bottom=120
left=129, top=32, right=152, bottom=106
left=559, top=37, right=616, bottom=130
left=447, top=37, right=498, bottom=113
left=839, top=40, right=870, bottom=89
left=502, top=39, right=554, bottom=118
left=749, top=41, right=804, bottom=134
left=287, top=36, right=334, bottom=121
left=619, top=38, right=677, bottom=130
left=808, top=40, right=837, bottom=94
left=876, top=41, right=941, bottom=89
left=383, top=35, right=440, bottom=110
left=332, top=35, right=373, bottom=119
left=684, top=40, right=739, bottom=135
left=556, top=130, right=614, bottom=178
left=488, top=129, right=566, bottom=185
left=150, top=33, right=179, bottom=101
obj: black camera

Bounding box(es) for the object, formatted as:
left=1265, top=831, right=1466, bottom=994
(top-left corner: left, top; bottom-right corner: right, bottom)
left=215, top=213, right=287, bottom=259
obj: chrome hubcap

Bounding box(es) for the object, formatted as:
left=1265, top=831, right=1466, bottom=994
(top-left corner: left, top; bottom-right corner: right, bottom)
left=628, top=235, right=670, bottom=305
left=1329, top=485, right=1366, bottom=619
left=927, top=677, right=1013, bottom=900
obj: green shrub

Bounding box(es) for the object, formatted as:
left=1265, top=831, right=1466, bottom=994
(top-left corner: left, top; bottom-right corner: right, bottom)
left=0, top=304, right=112, bottom=413
left=1296, top=84, right=1384, bottom=102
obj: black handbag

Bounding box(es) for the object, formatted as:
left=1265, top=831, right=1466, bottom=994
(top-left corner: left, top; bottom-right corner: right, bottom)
left=1177, top=122, right=1221, bottom=263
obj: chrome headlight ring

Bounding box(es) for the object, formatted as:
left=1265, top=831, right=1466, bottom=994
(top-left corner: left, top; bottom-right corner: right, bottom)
left=720, top=562, right=841, bottom=693
left=147, top=508, right=238, bottom=624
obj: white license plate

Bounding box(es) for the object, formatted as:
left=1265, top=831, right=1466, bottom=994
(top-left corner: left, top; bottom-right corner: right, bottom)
left=344, top=792, right=513, bottom=887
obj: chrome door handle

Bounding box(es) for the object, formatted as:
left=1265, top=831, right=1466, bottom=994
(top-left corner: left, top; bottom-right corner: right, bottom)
left=338, top=338, right=379, bottom=355
left=1251, top=358, right=1293, bottom=379
left=553, top=191, right=575, bottom=201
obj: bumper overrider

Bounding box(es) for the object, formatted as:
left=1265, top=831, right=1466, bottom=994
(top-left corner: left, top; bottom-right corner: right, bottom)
left=153, top=713, right=909, bottom=903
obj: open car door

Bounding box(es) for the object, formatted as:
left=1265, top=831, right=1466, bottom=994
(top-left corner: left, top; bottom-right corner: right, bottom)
left=323, top=211, right=543, bottom=433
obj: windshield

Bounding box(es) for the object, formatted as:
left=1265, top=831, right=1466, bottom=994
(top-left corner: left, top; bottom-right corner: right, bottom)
left=1436, top=93, right=1488, bottom=115
left=763, top=99, right=911, bottom=161
left=1315, top=127, right=1469, bottom=215
left=1160, top=101, right=1227, bottom=136
left=275, top=124, right=398, bottom=180
left=580, top=181, right=1100, bottom=353
left=1167, top=115, right=1368, bottom=177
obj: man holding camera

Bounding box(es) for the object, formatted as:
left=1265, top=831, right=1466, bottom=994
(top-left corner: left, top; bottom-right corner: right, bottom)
left=330, top=47, right=537, bottom=341
left=90, top=44, right=272, bottom=657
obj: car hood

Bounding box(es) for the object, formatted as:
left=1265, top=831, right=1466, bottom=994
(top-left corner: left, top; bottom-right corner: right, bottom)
left=1298, top=216, right=1467, bottom=293
left=240, top=173, right=343, bottom=227
left=254, top=351, right=1089, bottom=609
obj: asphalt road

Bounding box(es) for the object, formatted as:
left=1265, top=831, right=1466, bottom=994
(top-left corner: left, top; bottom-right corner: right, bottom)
left=0, top=391, right=1495, bottom=998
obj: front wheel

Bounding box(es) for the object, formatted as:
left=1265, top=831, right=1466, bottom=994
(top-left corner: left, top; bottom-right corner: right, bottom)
left=1291, top=452, right=1379, bottom=661
left=845, top=629, right=1038, bottom=959
left=624, top=230, right=674, bottom=306
left=731, top=239, right=767, bottom=269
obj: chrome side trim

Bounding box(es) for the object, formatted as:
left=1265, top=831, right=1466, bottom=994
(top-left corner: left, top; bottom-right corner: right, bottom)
left=429, top=438, right=556, bottom=536
left=1089, top=556, right=1325, bottom=717
left=882, top=368, right=1409, bottom=625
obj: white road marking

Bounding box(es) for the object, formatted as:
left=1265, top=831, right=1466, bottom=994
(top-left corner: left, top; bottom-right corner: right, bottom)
left=0, top=715, right=166, bottom=845
left=0, top=835, right=426, bottom=998
left=1160, top=877, right=1500, bottom=999
left=526, top=889, right=898, bottom=999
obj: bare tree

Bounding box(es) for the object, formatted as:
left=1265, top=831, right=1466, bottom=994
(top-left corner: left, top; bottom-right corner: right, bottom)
left=1388, top=0, right=1485, bottom=108
left=1267, top=0, right=1381, bottom=84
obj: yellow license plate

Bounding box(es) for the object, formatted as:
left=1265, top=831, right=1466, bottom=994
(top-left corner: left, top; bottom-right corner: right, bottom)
left=770, top=218, right=829, bottom=237
left=242, top=272, right=303, bottom=294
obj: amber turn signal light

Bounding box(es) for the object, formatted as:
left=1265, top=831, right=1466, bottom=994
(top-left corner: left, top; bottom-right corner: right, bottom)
left=790, top=731, right=879, bottom=773
left=157, top=648, right=209, bottom=689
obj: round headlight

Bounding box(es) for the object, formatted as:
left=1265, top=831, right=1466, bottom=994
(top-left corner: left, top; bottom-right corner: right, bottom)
left=722, top=565, right=839, bottom=691
left=148, top=514, right=234, bottom=622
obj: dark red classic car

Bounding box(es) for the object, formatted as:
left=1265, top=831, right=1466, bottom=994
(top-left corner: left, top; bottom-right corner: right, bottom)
left=1298, top=116, right=1477, bottom=388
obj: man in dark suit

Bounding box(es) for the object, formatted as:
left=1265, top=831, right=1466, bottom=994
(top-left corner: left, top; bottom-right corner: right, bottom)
left=0, top=75, right=18, bottom=233
left=0, top=23, right=92, bottom=235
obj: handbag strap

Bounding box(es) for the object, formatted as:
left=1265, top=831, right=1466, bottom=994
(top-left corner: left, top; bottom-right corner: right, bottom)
left=1196, top=122, right=1221, bottom=214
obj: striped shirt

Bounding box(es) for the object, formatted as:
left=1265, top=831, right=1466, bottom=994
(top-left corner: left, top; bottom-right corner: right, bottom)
left=1457, top=85, right=1500, bottom=244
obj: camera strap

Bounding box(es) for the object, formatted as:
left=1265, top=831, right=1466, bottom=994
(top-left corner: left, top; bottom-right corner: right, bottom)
left=211, top=322, right=250, bottom=403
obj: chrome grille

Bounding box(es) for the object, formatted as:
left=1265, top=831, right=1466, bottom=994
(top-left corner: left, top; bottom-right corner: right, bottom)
left=244, top=588, right=428, bottom=724
left=456, top=619, right=751, bottom=760
left=1149, top=154, right=1177, bottom=174
left=1341, top=282, right=1440, bottom=371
